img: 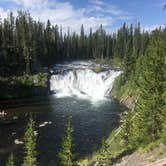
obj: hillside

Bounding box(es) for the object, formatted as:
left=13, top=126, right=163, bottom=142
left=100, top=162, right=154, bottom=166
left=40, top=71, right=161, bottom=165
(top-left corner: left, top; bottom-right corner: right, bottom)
left=116, top=144, right=166, bottom=166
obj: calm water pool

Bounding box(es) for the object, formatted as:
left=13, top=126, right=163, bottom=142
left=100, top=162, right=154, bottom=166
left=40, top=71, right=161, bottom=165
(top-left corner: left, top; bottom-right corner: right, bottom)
left=0, top=95, right=126, bottom=165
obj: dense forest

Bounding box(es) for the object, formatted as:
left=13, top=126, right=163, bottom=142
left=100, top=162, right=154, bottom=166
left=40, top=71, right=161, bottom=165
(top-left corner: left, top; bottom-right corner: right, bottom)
left=0, top=11, right=164, bottom=78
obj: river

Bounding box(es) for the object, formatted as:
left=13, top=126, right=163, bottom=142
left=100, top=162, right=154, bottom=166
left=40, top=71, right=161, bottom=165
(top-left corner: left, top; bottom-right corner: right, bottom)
left=0, top=61, right=126, bottom=165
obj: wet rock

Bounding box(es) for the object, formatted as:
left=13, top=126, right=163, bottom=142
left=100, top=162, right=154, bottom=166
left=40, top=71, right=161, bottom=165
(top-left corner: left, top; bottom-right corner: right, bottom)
left=34, top=131, right=38, bottom=136
left=39, top=121, right=52, bottom=128
left=14, top=139, right=23, bottom=145
left=12, top=132, right=16, bottom=136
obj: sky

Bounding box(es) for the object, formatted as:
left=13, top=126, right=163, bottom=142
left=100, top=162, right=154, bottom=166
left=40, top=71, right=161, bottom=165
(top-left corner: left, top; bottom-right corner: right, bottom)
left=0, top=0, right=166, bottom=33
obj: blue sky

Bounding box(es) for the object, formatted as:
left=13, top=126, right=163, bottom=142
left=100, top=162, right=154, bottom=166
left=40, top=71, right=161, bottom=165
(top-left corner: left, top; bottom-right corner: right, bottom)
left=0, top=0, right=165, bottom=33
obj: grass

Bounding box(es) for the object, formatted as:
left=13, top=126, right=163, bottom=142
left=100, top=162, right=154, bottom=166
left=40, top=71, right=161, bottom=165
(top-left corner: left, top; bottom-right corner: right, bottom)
left=139, top=138, right=166, bottom=154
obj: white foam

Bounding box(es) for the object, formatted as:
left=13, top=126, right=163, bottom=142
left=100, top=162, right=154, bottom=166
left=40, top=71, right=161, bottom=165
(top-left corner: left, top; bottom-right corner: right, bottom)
left=50, top=62, right=122, bottom=100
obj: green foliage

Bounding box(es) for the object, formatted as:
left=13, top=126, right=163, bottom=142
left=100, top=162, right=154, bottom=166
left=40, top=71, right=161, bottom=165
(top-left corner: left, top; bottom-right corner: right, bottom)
left=0, top=10, right=156, bottom=78
left=16, top=73, right=48, bottom=87
left=93, top=65, right=105, bottom=73
left=112, top=74, right=127, bottom=98
left=140, top=139, right=165, bottom=153
left=22, top=116, right=37, bottom=166
left=120, top=111, right=134, bottom=148
left=81, top=128, right=131, bottom=166
left=59, top=116, right=74, bottom=166
left=97, top=138, right=112, bottom=165
left=6, top=153, right=15, bottom=166
left=129, top=37, right=166, bottom=147
left=110, top=57, right=123, bottom=68
left=112, top=73, right=137, bottom=102
left=94, top=57, right=110, bottom=64
left=112, top=36, right=166, bottom=149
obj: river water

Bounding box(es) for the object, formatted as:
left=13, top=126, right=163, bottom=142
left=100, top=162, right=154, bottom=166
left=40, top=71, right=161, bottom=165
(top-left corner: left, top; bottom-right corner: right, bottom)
left=0, top=61, right=126, bottom=166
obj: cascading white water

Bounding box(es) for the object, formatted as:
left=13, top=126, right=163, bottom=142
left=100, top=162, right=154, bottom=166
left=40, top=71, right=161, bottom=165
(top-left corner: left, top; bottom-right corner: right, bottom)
left=50, top=62, right=122, bottom=99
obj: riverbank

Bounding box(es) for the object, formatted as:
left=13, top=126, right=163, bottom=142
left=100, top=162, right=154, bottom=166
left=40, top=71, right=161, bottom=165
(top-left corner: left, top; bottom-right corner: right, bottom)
left=111, top=74, right=138, bottom=110
left=78, top=134, right=166, bottom=166
left=0, top=73, right=49, bottom=103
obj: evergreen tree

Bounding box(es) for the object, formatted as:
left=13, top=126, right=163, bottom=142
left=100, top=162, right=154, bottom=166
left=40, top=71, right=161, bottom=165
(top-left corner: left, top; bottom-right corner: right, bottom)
left=6, top=153, right=15, bottom=166
left=59, top=116, right=73, bottom=166
left=0, top=10, right=166, bottom=78
left=130, top=36, right=166, bottom=146
left=22, top=116, right=37, bottom=166
left=123, top=24, right=134, bottom=78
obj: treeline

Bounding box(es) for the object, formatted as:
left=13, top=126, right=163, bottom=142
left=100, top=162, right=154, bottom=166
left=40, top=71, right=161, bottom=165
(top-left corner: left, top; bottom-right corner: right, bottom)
left=1, top=11, right=165, bottom=77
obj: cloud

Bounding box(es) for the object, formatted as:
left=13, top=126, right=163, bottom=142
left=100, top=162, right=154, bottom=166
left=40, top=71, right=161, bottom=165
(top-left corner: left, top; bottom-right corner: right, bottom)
left=89, top=0, right=105, bottom=6
left=87, top=0, right=122, bottom=15
left=0, top=0, right=132, bottom=33
left=142, top=24, right=165, bottom=32
left=0, top=7, right=8, bottom=19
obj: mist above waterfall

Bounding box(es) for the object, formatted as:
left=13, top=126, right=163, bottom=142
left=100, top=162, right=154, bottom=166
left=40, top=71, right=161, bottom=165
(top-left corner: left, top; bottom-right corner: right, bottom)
left=50, top=61, right=122, bottom=99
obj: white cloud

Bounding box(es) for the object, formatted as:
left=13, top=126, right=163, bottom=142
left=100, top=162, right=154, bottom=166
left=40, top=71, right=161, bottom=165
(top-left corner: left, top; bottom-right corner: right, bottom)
left=106, top=5, right=123, bottom=16
left=0, top=0, right=131, bottom=33
left=5, top=0, right=21, bottom=4
left=0, top=7, right=8, bottom=19
left=142, top=24, right=165, bottom=32
left=89, top=0, right=105, bottom=6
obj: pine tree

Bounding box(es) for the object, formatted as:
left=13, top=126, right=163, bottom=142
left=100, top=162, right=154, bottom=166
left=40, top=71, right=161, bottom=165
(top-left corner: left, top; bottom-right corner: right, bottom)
left=6, top=153, right=15, bottom=166
left=131, top=36, right=166, bottom=146
left=0, top=10, right=166, bottom=77
left=124, top=24, right=134, bottom=78
left=22, top=116, right=37, bottom=166
left=59, top=116, right=73, bottom=166
left=80, top=24, right=85, bottom=58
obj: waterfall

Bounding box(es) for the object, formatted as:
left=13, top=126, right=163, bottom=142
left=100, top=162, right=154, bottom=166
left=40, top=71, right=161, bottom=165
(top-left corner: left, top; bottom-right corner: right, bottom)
left=50, top=62, right=122, bottom=99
